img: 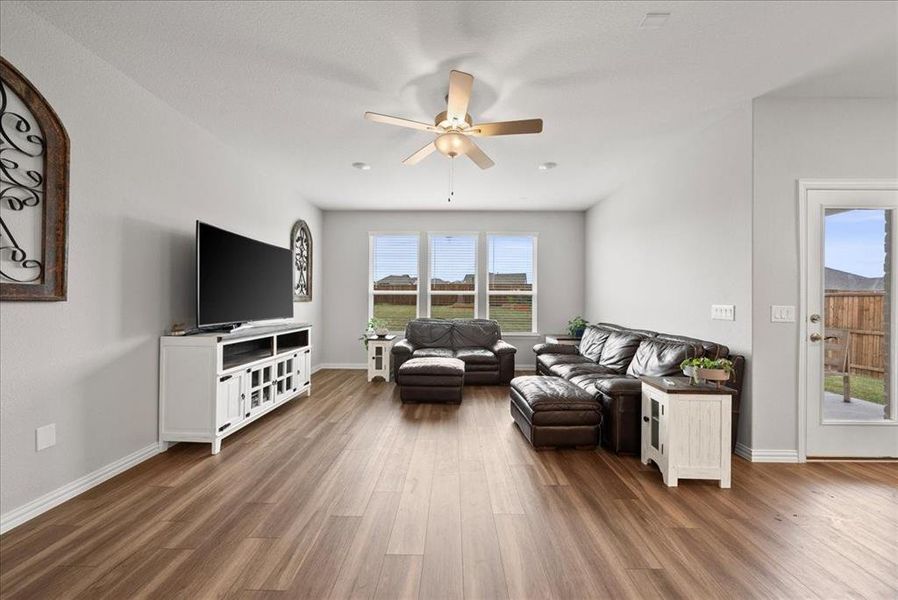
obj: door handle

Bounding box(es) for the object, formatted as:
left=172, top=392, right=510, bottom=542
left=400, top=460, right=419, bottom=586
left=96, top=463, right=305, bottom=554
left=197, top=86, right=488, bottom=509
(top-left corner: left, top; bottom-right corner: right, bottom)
left=809, top=333, right=822, bottom=342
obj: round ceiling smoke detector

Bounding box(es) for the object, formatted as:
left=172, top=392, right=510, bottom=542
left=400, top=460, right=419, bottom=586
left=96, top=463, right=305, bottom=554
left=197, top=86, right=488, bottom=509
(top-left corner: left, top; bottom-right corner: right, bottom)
left=538, top=162, right=557, bottom=171
left=352, top=162, right=371, bottom=171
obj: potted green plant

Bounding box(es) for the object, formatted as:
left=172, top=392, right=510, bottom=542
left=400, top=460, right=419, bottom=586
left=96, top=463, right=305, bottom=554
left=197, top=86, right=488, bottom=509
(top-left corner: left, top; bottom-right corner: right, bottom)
left=680, top=357, right=734, bottom=386
left=567, top=316, right=588, bottom=338
left=359, top=317, right=390, bottom=349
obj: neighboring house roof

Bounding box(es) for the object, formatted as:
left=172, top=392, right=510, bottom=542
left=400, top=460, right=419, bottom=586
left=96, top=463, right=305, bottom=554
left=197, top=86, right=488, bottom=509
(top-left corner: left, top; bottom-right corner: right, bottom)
left=825, top=267, right=884, bottom=291
left=376, top=274, right=417, bottom=285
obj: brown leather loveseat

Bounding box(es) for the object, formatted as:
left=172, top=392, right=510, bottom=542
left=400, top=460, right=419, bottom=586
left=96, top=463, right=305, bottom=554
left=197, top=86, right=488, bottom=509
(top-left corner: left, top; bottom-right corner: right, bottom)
left=534, top=323, right=745, bottom=454
left=392, top=318, right=517, bottom=384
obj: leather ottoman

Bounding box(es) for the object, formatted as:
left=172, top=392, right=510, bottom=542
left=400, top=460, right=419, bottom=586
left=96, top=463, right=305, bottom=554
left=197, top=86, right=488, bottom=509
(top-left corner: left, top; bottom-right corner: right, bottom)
left=398, top=357, right=465, bottom=403
left=510, top=376, right=602, bottom=449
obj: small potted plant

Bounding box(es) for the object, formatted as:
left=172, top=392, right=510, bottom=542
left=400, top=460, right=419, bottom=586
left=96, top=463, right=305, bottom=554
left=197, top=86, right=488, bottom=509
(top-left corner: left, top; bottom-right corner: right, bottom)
left=680, top=357, right=734, bottom=387
left=567, top=316, right=588, bottom=338
left=359, top=317, right=390, bottom=349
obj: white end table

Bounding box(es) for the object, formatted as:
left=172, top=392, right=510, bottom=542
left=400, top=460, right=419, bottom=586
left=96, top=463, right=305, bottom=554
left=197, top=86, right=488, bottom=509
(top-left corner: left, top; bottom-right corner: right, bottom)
left=640, top=376, right=735, bottom=488
left=367, top=335, right=396, bottom=382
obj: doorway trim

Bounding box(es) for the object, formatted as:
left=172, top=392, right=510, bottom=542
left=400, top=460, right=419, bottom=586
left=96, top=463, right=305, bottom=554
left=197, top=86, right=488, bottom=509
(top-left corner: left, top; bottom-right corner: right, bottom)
left=797, top=179, right=898, bottom=462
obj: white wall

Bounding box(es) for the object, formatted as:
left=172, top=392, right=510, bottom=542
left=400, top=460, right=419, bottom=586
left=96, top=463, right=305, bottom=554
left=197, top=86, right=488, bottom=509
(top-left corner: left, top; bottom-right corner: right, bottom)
left=583, top=105, right=754, bottom=445
left=752, top=97, right=898, bottom=453
left=0, top=3, right=322, bottom=518
left=320, top=210, right=585, bottom=367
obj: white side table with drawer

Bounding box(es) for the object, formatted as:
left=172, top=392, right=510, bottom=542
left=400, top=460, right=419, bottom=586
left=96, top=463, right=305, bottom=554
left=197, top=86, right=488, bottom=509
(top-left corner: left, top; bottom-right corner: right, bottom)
left=640, top=376, right=735, bottom=488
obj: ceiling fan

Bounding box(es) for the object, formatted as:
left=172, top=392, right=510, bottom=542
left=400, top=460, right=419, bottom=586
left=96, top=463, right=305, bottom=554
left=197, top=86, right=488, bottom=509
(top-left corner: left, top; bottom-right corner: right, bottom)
left=364, top=70, right=543, bottom=170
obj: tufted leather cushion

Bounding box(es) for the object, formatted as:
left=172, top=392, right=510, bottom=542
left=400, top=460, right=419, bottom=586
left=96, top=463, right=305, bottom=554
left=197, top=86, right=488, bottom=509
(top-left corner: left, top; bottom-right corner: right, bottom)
left=455, top=347, right=498, bottom=365
left=538, top=353, right=592, bottom=369
left=568, top=372, right=619, bottom=396
left=452, top=319, right=501, bottom=349
left=550, top=362, right=618, bottom=380
left=597, top=323, right=658, bottom=338
left=655, top=332, right=729, bottom=360
left=533, top=343, right=579, bottom=356
left=406, top=319, right=454, bottom=349
left=626, top=339, right=697, bottom=378
left=598, top=331, right=644, bottom=373
left=398, top=357, right=465, bottom=387
left=578, top=325, right=613, bottom=362
left=510, top=376, right=600, bottom=425
left=413, top=347, right=455, bottom=359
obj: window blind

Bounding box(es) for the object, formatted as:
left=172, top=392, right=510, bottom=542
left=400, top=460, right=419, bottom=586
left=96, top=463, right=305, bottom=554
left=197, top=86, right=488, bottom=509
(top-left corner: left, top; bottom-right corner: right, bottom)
left=430, top=234, right=476, bottom=319
left=370, top=234, right=419, bottom=330
left=487, top=235, right=536, bottom=333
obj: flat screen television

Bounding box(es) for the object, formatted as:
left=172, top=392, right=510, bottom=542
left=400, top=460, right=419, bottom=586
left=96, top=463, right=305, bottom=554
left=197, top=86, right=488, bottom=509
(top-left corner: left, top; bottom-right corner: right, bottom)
left=196, top=221, right=293, bottom=328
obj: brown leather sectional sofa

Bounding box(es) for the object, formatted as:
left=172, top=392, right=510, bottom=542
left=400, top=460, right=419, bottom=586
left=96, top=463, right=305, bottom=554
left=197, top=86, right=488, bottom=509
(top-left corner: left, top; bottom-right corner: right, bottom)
left=392, top=318, right=517, bottom=385
left=534, top=323, right=744, bottom=454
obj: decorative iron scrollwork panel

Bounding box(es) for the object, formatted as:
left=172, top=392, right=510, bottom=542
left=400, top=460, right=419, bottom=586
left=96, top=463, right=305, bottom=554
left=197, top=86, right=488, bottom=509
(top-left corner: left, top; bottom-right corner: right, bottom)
left=0, top=77, right=45, bottom=284
left=0, top=57, right=69, bottom=301
left=291, top=220, right=312, bottom=302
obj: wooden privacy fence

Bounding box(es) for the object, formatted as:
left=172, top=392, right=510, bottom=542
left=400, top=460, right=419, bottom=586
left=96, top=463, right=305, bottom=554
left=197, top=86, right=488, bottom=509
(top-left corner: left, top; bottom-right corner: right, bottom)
left=824, top=291, right=886, bottom=379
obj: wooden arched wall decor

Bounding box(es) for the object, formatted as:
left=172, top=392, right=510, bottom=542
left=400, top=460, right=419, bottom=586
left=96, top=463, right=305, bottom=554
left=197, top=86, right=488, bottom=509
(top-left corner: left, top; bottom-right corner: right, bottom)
left=0, top=57, right=69, bottom=301
left=291, top=219, right=312, bottom=302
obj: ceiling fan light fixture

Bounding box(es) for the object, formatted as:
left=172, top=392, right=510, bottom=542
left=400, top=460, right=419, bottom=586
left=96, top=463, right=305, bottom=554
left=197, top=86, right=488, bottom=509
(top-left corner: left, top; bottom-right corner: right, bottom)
left=434, top=132, right=466, bottom=158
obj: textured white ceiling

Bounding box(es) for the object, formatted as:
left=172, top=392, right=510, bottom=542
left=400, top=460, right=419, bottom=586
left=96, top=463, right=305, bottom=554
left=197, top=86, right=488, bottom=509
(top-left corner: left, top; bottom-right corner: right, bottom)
left=22, top=0, right=898, bottom=210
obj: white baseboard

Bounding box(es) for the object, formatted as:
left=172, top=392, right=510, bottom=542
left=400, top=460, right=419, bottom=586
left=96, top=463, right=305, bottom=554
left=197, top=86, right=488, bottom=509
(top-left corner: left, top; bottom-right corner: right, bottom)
left=316, top=363, right=366, bottom=370
left=0, top=441, right=165, bottom=534
left=735, top=442, right=800, bottom=463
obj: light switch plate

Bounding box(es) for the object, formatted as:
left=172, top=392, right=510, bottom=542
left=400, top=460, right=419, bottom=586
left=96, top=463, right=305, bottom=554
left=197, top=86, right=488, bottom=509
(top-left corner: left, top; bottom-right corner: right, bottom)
left=771, top=305, right=796, bottom=323
left=711, top=304, right=735, bottom=321
left=36, top=423, right=56, bottom=451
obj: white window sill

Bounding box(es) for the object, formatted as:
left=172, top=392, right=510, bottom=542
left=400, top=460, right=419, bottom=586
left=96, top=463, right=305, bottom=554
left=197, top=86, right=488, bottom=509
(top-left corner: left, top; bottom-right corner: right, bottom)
left=502, top=332, right=541, bottom=338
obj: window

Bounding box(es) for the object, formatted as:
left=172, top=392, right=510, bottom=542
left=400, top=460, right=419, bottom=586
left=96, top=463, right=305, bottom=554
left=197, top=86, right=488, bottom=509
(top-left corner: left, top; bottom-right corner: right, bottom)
left=369, top=234, right=419, bottom=331
left=487, top=235, right=537, bottom=333
left=429, top=234, right=477, bottom=319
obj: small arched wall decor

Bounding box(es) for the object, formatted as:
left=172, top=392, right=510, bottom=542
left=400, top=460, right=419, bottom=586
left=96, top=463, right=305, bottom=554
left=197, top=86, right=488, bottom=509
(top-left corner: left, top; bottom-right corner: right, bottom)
left=291, top=219, right=312, bottom=302
left=0, top=57, right=69, bottom=301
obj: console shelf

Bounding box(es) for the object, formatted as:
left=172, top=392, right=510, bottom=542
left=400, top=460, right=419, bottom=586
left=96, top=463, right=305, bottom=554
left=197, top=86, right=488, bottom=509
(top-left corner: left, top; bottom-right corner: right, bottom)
left=159, top=322, right=312, bottom=454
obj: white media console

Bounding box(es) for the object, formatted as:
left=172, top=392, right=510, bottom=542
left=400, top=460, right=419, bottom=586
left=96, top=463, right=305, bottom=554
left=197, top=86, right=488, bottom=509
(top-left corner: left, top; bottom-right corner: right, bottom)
left=159, top=322, right=312, bottom=454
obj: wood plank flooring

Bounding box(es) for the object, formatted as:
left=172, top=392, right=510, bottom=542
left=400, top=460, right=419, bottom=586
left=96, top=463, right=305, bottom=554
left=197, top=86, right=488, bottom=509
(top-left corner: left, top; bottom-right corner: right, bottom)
left=2, top=369, right=897, bottom=599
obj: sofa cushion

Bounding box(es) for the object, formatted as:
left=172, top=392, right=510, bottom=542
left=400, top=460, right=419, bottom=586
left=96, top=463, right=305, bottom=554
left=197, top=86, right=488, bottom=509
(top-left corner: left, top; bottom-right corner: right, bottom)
left=597, top=322, right=658, bottom=338
left=455, top=347, right=499, bottom=365
left=568, top=372, right=619, bottom=396
left=406, top=319, right=453, bottom=348
left=578, top=325, right=612, bottom=362
left=598, top=331, right=644, bottom=373
left=655, top=332, right=729, bottom=360
left=537, top=353, right=593, bottom=370
left=626, top=339, right=697, bottom=378
left=413, top=347, right=455, bottom=359
left=452, top=319, right=501, bottom=349
left=550, top=362, right=618, bottom=380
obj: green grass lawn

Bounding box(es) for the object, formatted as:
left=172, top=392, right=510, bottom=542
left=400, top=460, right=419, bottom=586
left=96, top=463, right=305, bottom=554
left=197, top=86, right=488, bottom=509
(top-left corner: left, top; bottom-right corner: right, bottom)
left=824, top=374, right=885, bottom=404
left=373, top=303, right=532, bottom=332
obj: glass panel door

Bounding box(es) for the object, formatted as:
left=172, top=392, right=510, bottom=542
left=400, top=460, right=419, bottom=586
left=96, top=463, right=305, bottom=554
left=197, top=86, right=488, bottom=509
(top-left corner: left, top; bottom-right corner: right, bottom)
left=805, top=187, right=897, bottom=458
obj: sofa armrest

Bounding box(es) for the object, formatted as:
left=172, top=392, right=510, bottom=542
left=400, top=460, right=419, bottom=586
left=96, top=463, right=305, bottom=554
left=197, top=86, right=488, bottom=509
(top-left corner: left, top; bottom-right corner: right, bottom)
left=491, top=340, right=517, bottom=356
left=392, top=339, right=415, bottom=356
left=533, top=343, right=579, bottom=356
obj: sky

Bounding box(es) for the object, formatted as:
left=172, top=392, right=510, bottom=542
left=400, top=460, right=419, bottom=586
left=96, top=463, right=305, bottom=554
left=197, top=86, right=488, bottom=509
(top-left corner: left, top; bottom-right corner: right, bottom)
left=824, top=209, right=888, bottom=278
left=372, top=234, right=534, bottom=282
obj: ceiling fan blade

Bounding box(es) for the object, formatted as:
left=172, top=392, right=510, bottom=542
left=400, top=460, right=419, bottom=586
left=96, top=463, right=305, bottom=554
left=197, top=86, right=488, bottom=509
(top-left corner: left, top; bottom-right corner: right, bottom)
left=402, top=141, right=436, bottom=165
left=364, top=112, right=437, bottom=132
left=469, top=119, right=543, bottom=136
left=446, top=70, right=474, bottom=123
left=459, top=136, right=495, bottom=169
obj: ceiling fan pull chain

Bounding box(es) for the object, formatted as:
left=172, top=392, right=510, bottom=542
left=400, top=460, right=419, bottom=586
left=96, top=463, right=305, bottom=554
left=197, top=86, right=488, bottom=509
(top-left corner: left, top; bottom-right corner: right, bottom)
left=448, top=157, right=455, bottom=202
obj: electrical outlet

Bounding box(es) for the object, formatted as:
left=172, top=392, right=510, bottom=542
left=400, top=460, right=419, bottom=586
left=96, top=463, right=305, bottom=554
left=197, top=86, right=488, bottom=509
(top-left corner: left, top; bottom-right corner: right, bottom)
left=36, top=423, right=56, bottom=451
left=711, top=304, right=735, bottom=321
left=771, top=305, right=796, bottom=323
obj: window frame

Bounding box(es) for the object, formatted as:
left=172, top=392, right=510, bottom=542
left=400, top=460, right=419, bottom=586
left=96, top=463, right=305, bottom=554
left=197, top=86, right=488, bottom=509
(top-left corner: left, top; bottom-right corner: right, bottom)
left=485, top=232, right=539, bottom=335
left=426, top=231, right=479, bottom=320
left=368, top=231, right=421, bottom=332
